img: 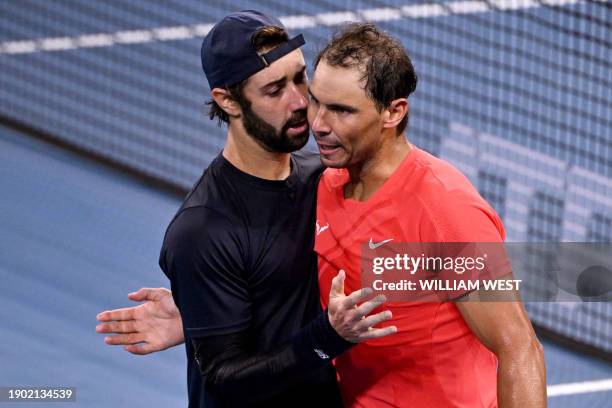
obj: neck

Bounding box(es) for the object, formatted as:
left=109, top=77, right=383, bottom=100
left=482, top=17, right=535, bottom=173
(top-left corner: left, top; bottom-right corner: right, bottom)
left=222, top=121, right=291, bottom=181
left=345, top=133, right=412, bottom=201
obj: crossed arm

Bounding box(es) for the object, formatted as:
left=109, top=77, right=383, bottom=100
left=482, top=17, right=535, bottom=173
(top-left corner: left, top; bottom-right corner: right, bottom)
left=96, top=270, right=394, bottom=352
left=97, top=270, right=395, bottom=404
left=97, top=283, right=546, bottom=407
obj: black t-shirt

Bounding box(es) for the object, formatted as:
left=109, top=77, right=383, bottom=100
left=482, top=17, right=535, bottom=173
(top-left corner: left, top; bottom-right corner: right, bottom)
left=159, top=150, right=340, bottom=407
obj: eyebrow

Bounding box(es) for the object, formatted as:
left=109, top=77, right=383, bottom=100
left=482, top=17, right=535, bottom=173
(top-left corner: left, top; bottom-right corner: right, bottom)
left=261, top=65, right=306, bottom=91
left=308, top=88, right=358, bottom=113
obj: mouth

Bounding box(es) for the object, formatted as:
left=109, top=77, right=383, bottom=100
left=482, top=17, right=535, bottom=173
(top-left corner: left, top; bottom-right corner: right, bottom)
left=286, top=120, right=308, bottom=135
left=316, top=141, right=341, bottom=155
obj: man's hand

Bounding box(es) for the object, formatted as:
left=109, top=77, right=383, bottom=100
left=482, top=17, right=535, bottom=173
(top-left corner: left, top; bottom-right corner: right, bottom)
left=328, top=270, right=396, bottom=343
left=96, top=287, right=185, bottom=355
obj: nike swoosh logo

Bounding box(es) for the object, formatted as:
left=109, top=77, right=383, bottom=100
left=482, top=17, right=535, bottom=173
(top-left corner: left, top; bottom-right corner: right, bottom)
left=369, top=238, right=394, bottom=249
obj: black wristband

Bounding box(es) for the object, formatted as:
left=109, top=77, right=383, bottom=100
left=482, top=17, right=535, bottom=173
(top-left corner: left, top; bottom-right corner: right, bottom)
left=291, top=310, right=354, bottom=367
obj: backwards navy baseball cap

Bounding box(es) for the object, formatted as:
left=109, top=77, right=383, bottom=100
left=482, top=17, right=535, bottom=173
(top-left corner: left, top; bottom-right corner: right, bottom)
left=201, top=10, right=305, bottom=89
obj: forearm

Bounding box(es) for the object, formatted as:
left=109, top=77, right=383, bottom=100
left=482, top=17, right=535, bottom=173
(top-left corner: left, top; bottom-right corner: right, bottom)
left=194, top=311, right=351, bottom=404
left=497, top=340, right=547, bottom=407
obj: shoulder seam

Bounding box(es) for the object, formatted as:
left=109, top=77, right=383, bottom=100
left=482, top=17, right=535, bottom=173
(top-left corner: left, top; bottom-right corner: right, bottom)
left=162, top=204, right=236, bottom=248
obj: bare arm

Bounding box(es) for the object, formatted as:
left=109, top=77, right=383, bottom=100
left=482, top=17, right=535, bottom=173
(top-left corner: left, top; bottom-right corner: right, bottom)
left=456, top=299, right=547, bottom=407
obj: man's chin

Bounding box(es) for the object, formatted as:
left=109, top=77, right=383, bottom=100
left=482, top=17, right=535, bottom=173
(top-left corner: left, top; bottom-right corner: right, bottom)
left=318, top=155, right=346, bottom=169
left=292, top=131, right=310, bottom=150
left=317, top=145, right=348, bottom=168
left=278, top=130, right=309, bottom=153
left=259, top=131, right=309, bottom=153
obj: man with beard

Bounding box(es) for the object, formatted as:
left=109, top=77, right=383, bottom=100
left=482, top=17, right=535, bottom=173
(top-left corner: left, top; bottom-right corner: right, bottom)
left=98, top=17, right=545, bottom=408
left=94, top=11, right=396, bottom=408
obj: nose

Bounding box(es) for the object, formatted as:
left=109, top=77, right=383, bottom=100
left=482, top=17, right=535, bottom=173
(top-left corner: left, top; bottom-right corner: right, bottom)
left=309, top=104, right=331, bottom=136
left=287, top=83, right=308, bottom=111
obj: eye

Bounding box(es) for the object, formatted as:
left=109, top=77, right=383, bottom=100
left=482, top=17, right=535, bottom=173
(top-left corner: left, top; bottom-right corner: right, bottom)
left=267, top=88, right=281, bottom=97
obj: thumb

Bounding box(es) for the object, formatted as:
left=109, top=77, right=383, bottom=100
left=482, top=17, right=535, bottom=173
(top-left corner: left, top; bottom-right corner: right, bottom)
left=128, top=288, right=163, bottom=302
left=329, top=269, right=346, bottom=298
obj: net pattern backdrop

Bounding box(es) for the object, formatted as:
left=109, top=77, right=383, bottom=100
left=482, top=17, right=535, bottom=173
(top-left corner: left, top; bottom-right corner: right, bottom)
left=0, top=0, right=610, bottom=354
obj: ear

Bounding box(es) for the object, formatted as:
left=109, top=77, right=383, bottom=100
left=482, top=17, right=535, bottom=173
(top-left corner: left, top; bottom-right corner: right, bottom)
left=382, top=98, right=408, bottom=132
left=211, top=88, right=242, bottom=118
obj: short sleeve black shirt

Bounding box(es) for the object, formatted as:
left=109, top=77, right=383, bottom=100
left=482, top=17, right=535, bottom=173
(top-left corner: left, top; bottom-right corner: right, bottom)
left=159, top=150, right=339, bottom=407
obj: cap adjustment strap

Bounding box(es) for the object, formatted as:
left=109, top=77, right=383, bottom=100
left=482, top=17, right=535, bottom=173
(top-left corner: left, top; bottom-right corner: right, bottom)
left=259, top=34, right=305, bottom=67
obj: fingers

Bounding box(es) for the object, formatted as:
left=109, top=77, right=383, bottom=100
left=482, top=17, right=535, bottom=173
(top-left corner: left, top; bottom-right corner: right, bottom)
left=353, top=294, right=387, bottom=318
left=355, top=310, right=393, bottom=332
left=103, top=332, right=145, bottom=346
left=128, top=287, right=168, bottom=302
left=358, top=325, right=398, bottom=341
left=329, top=270, right=346, bottom=298
left=343, top=287, right=375, bottom=309
left=96, top=306, right=137, bottom=322
left=96, top=321, right=137, bottom=334
left=97, top=287, right=170, bottom=322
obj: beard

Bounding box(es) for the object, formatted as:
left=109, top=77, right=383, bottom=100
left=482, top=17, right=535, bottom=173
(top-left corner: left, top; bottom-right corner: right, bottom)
left=240, top=100, right=309, bottom=153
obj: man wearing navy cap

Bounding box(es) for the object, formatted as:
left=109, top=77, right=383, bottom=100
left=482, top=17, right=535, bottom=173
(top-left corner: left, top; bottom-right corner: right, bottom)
left=97, top=10, right=395, bottom=408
